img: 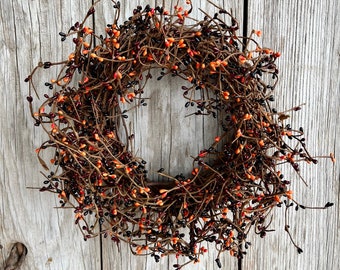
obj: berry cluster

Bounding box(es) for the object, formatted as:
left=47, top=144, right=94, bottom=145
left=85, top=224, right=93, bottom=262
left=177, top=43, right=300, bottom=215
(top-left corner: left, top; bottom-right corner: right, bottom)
left=26, top=1, right=334, bottom=268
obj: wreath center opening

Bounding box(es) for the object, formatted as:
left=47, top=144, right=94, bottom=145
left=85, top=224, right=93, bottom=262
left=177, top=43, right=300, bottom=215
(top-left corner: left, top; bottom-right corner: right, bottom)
left=120, top=69, right=223, bottom=182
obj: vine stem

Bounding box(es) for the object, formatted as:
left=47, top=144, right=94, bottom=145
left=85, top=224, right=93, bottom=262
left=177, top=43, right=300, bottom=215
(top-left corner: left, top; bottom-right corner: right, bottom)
left=238, top=257, right=242, bottom=270
left=91, top=2, right=103, bottom=270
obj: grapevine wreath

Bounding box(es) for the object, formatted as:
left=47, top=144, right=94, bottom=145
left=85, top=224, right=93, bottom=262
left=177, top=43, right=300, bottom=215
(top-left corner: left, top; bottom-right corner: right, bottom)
left=26, top=0, right=334, bottom=268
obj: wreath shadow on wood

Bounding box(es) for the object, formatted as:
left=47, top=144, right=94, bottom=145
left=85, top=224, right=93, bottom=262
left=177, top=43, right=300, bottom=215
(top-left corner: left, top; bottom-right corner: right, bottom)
left=26, top=0, right=334, bottom=268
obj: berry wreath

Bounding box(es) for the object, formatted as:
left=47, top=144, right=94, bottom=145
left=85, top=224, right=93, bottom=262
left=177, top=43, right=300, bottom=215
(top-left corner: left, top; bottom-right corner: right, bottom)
left=26, top=0, right=334, bottom=268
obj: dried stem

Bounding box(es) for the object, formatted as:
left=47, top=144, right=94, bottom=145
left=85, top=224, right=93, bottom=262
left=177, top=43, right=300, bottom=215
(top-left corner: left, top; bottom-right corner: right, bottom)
left=25, top=1, right=334, bottom=268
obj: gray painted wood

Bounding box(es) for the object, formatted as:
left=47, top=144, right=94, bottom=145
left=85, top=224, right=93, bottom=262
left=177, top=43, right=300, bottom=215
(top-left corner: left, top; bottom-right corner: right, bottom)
left=0, top=0, right=338, bottom=269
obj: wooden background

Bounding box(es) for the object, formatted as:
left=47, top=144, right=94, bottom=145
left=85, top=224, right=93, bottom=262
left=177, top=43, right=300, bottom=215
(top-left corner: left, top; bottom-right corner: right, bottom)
left=0, top=0, right=339, bottom=269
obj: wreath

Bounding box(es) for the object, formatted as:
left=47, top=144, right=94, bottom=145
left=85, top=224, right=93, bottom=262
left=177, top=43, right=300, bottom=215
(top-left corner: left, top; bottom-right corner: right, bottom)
left=26, top=1, right=334, bottom=268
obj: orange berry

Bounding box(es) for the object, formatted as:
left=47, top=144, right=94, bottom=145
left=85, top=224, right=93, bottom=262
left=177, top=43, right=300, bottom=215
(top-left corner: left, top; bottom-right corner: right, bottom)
left=274, top=195, right=281, bottom=203
left=238, top=55, right=247, bottom=64
left=258, top=140, right=265, bottom=147
left=254, top=30, right=262, bottom=37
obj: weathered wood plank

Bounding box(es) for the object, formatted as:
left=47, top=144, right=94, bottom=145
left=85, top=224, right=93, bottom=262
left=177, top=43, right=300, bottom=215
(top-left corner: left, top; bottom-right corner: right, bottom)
left=95, top=1, right=244, bottom=269
left=0, top=0, right=101, bottom=269
left=1, top=0, right=338, bottom=269
left=244, top=0, right=340, bottom=269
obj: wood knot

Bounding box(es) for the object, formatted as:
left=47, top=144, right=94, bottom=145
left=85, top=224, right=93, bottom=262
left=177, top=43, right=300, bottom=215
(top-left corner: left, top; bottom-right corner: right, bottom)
left=4, top=242, right=27, bottom=270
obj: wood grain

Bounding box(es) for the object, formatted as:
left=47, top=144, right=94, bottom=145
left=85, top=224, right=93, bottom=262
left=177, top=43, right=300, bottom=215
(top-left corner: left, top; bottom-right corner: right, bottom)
left=0, top=0, right=101, bottom=269
left=245, top=0, right=340, bottom=269
left=95, top=1, right=243, bottom=269
left=0, top=0, right=338, bottom=269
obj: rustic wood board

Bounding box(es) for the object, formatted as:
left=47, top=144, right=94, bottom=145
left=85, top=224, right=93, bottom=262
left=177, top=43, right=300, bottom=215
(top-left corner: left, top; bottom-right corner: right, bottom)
left=0, top=0, right=338, bottom=269
left=0, top=0, right=101, bottom=269
left=95, top=1, right=243, bottom=269
left=244, top=0, right=340, bottom=269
